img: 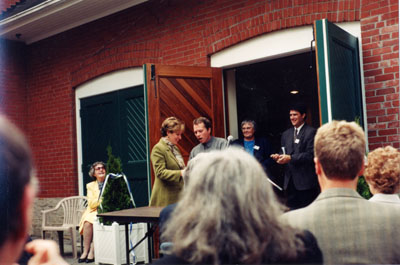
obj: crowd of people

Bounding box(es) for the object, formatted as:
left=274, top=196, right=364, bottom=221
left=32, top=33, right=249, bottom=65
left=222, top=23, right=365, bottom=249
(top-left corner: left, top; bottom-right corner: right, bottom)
left=2, top=100, right=400, bottom=264
left=149, top=106, right=400, bottom=264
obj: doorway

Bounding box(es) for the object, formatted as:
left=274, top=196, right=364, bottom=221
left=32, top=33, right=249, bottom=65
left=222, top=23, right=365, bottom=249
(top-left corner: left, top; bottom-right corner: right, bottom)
left=226, top=51, right=320, bottom=189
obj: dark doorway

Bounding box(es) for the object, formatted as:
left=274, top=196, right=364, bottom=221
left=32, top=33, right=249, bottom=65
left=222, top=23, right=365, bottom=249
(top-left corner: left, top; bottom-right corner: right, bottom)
left=233, top=52, right=319, bottom=193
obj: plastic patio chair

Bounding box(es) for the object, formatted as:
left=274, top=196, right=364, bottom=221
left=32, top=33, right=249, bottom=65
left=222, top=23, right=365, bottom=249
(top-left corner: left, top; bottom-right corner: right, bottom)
left=42, top=195, right=88, bottom=259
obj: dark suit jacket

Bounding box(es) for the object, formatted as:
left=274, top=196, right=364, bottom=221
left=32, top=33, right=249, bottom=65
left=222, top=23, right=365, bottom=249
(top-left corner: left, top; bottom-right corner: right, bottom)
left=232, top=137, right=273, bottom=172
left=281, top=124, right=317, bottom=190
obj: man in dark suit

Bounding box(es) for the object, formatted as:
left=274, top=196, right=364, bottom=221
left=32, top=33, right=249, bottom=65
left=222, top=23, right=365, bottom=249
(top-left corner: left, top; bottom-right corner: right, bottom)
left=271, top=103, right=319, bottom=209
left=232, top=120, right=273, bottom=175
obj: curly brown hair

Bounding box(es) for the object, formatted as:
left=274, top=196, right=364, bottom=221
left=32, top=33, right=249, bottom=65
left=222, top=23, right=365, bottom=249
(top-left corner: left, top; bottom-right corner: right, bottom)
left=364, top=146, right=400, bottom=194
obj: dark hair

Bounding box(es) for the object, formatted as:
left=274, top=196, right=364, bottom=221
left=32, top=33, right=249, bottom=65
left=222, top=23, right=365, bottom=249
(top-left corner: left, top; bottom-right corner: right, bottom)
left=0, top=116, right=33, bottom=247
left=193, top=117, right=212, bottom=130
left=290, top=103, right=307, bottom=120
left=160, top=117, right=185, bottom=137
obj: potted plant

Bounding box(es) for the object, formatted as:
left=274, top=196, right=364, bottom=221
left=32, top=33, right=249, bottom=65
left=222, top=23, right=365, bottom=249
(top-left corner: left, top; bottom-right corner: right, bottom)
left=93, top=146, right=148, bottom=265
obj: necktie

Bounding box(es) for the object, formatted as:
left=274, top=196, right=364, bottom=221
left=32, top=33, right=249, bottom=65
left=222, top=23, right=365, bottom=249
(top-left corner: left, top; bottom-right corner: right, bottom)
left=294, top=128, right=298, bottom=141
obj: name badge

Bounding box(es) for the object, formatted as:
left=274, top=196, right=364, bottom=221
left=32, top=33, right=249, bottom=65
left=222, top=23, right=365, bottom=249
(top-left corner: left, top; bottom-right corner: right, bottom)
left=254, top=145, right=260, bottom=150
left=294, top=139, right=300, bottom=144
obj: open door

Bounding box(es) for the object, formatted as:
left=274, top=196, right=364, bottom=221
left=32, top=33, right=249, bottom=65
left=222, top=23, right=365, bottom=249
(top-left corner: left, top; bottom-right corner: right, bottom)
left=144, top=64, right=225, bottom=186
left=314, top=19, right=364, bottom=127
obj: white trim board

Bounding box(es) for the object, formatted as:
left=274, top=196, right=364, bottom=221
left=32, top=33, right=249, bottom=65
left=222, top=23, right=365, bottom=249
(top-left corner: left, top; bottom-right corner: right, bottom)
left=211, top=22, right=361, bottom=68
left=75, top=67, right=143, bottom=195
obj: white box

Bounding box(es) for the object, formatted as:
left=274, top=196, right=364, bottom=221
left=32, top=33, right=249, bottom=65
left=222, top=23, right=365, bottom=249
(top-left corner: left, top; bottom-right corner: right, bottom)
left=93, top=219, right=149, bottom=265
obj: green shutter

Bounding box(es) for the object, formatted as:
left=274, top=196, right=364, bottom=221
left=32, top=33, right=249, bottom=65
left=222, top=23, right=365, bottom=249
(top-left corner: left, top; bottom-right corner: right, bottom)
left=80, top=85, right=149, bottom=206
left=314, top=19, right=364, bottom=127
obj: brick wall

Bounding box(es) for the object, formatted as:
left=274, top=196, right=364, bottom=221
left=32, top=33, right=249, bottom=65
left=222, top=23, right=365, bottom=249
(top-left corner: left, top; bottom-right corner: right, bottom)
left=361, top=0, right=399, bottom=150
left=0, top=0, right=21, bottom=13
left=0, top=0, right=397, bottom=199
left=0, top=39, right=27, bottom=132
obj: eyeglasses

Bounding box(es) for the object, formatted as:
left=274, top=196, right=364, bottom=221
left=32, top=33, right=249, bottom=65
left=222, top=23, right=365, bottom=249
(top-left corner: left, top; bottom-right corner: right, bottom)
left=95, top=166, right=105, bottom=171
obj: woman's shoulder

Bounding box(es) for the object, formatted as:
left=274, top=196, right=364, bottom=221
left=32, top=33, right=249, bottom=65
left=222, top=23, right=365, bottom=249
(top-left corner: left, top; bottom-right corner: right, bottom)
left=152, top=139, right=168, bottom=152
left=86, top=181, right=97, bottom=188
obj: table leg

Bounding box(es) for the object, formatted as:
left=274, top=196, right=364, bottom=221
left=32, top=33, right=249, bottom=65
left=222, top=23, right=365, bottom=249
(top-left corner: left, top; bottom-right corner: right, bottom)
left=125, top=223, right=130, bottom=265
left=148, top=223, right=152, bottom=263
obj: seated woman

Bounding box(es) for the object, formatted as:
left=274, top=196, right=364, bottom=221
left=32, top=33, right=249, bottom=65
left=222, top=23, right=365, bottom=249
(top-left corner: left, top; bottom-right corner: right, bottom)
left=155, top=148, right=322, bottom=264
left=78, top=161, right=106, bottom=263
left=364, top=146, right=400, bottom=204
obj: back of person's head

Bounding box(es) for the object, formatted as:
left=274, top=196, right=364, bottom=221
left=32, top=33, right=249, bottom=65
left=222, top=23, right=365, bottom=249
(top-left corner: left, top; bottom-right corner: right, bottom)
left=163, top=148, right=303, bottom=264
left=364, top=146, right=400, bottom=194
left=0, top=115, right=34, bottom=247
left=314, top=120, right=365, bottom=180
left=193, top=117, right=212, bottom=130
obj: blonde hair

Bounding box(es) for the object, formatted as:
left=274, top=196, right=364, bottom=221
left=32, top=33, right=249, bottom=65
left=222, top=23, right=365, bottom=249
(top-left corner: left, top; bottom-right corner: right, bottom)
left=314, top=120, right=366, bottom=180
left=160, top=117, right=184, bottom=137
left=364, top=146, right=400, bottom=194
left=162, top=148, right=304, bottom=264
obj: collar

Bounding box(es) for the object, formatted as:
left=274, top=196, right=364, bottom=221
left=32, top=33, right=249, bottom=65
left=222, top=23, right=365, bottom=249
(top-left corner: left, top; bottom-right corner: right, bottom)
left=295, top=122, right=305, bottom=132
left=316, top=188, right=362, bottom=201
left=203, top=136, right=215, bottom=148
left=369, top=193, right=400, bottom=203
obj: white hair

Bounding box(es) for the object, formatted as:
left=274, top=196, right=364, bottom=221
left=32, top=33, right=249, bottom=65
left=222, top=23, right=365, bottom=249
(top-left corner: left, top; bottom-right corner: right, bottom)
left=162, top=148, right=304, bottom=264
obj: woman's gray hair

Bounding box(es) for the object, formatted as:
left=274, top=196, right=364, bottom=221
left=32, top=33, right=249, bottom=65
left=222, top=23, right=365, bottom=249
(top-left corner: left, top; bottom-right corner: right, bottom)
left=162, top=148, right=304, bottom=264
left=241, top=120, right=256, bottom=131
left=88, top=161, right=106, bottom=179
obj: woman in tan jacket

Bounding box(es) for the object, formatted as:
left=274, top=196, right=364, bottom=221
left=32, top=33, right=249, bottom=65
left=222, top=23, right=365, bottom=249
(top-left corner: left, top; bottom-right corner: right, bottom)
left=78, top=161, right=106, bottom=263
left=149, top=117, right=185, bottom=206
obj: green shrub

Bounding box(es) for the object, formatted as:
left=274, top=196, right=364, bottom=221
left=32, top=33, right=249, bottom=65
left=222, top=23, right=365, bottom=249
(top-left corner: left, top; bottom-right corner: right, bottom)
left=98, top=145, right=134, bottom=224
left=357, top=175, right=372, bottom=199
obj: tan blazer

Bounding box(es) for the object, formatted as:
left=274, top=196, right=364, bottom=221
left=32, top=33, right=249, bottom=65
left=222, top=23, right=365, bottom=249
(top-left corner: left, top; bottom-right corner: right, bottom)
left=283, top=188, right=400, bottom=264
left=149, top=138, right=184, bottom=207
left=79, top=181, right=100, bottom=234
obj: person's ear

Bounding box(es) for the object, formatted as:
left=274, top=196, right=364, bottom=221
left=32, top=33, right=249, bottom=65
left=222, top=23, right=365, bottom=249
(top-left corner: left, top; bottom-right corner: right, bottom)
left=357, top=161, right=365, bottom=177
left=207, top=128, right=211, bottom=134
left=301, top=113, right=306, bottom=120
left=314, top=157, right=322, bottom=175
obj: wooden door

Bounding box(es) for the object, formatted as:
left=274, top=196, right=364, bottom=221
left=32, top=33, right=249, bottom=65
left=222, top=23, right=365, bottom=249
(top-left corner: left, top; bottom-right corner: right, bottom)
left=144, top=64, right=224, bottom=185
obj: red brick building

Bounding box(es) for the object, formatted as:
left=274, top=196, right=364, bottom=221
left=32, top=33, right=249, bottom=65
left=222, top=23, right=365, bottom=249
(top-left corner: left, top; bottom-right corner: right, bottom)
left=0, top=0, right=398, bottom=236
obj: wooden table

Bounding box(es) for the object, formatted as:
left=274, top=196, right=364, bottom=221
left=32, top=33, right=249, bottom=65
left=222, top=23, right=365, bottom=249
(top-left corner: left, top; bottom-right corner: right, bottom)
left=97, top=206, right=163, bottom=264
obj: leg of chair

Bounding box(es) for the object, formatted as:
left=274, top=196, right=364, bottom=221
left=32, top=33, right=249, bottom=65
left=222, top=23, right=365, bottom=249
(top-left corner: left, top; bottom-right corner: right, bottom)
left=57, top=231, right=64, bottom=256
left=71, top=227, right=77, bottom=259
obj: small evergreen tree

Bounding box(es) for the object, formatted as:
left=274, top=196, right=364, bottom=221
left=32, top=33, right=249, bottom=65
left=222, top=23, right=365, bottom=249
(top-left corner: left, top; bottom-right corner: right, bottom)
left=354, top=116, right=372, bottom=199
left=98, top=145, right=134, bottom=224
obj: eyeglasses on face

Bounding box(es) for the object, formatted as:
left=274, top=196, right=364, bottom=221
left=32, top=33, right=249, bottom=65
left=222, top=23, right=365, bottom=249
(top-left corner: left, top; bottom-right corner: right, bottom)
left=95, top=166, right=105, bottom=171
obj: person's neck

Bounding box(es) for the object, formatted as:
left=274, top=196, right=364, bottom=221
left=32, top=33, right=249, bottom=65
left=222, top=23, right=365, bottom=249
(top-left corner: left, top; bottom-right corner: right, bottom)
left=295, top=122, right=305, bottom=129
left=203, top=136, right=212, bottom=144
left=244, top=136, right=255, bottom=141
left=319, top=174, right=358, bottom=192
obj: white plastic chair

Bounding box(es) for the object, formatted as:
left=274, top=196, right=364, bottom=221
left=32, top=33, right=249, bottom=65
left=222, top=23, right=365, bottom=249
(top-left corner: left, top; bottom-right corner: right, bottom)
left=42, top=195, right=87, bottom=258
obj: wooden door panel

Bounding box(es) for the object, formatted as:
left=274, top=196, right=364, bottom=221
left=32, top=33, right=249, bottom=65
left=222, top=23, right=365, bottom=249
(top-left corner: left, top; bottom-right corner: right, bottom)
left=145, top=64, right=224, bottom=184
